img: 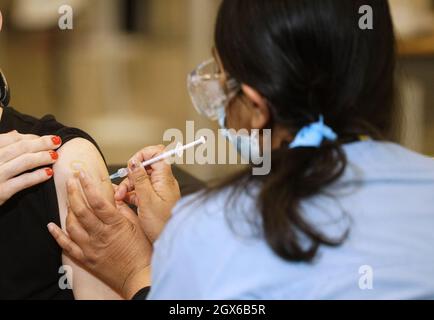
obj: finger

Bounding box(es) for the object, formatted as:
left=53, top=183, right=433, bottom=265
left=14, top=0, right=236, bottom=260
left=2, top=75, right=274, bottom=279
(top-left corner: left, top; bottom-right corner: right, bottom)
left=0, top=132, right=61, bottom=150
left=0, top=168, right=54, bottom=202
left=0, top=135, right=62, bottom=165
left=132, top=145, right=172, bottom=175
left=47, top=223, right=85, bottom=262
left=65, top=207, right=91, bottom=246
left=0, top=131, right=39, bottom=148
left=114, top=178, right=133, bottom=201
left=128, top=159, right=154, bottom=207
left=77, top=170, right=121, bottom=225
left=124, top=191, right=138, bottom=206
left=67, top=177, right=104, bottom=233
left=132, top=147, right=175, bottom=192
left=116, top=187, right=138, bottom=207
left=113, top=182, right=139, bottom=208
left=117, top=190, right=138, bottom=207
left=123, top=145, right=167, bottom=198
left=0, top=150, right=59, bottom=181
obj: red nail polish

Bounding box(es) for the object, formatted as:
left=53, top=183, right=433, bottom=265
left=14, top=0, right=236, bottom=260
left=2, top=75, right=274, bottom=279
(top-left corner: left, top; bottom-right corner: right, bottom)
left=52, top=136, right=62, bottom=145
left=50, top=151, right=59, bottom=160
left=45, top=168, right=54, bottom=177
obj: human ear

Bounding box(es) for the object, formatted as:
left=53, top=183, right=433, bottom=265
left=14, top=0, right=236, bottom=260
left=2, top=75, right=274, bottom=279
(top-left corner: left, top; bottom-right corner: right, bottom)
left=0, top=10, right=3, bottom=31
left=241, top=84, right=270, bottom=130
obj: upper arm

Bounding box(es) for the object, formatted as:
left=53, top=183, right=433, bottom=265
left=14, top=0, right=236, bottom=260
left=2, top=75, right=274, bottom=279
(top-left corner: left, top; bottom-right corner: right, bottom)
left=53, top=138, right=123, bottom=300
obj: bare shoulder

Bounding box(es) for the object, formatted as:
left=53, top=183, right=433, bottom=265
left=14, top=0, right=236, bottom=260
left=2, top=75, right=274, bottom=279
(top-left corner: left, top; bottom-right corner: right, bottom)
left=53, top=137, right=122, bottom=300
left=53, top=138, right=110, bottom=187
left=53, top=137, right=115, bottom=206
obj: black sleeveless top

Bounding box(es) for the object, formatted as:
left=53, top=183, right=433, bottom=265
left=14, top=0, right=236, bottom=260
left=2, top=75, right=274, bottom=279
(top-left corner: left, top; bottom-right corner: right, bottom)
left=0, top=107, right=105, bottom=300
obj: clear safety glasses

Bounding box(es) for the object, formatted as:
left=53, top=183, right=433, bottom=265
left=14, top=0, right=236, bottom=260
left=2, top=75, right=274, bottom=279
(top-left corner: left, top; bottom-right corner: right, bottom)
left=187, top=58, right=240, bottom=121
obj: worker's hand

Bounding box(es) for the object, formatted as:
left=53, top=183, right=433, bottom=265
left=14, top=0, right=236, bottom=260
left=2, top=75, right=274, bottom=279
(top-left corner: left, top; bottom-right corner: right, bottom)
left=0, top=131, right=62, bottom=205
left=115, top=145, right=181, bottom=243
left=48, top=171, right=153, bottom=299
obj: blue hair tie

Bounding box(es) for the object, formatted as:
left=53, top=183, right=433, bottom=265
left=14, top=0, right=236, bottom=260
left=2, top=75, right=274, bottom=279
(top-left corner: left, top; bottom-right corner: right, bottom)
left=289, top=115, right=337, bottom=149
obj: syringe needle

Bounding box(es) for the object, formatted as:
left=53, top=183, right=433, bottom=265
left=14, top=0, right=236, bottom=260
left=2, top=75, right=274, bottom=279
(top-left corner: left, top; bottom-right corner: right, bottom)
left=109, top=136, right=206, bottom=181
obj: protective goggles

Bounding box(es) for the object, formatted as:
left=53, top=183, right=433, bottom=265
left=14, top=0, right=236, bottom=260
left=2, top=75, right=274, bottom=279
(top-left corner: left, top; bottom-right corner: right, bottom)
left=187, top=58, right=240, bottom=121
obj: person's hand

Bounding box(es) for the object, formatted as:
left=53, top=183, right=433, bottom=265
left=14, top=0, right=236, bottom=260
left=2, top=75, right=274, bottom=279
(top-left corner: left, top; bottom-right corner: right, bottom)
left=0, top=131, right=62, bottom=205
left=115, top=145, right=181, bottom=243
left=48, top=170, right=153, bottom=299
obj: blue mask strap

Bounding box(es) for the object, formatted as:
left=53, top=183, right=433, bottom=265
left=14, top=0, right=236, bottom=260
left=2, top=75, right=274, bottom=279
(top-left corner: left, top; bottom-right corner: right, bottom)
left=289, top=115, right=337, bottom=149
left=217, top=107, right=227, bottom=129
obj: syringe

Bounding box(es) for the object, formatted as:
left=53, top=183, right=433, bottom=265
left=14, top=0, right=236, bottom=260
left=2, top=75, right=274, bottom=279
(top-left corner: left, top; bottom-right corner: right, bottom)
left=109, top=136, right=206, bottom=181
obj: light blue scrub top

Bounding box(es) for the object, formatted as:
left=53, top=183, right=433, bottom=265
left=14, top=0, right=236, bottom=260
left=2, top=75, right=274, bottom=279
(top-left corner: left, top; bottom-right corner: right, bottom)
left=148, top=141, right=434, bottom=299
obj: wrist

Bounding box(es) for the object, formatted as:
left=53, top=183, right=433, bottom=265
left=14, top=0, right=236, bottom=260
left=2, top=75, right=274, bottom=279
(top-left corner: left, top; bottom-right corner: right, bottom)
left=121, top=265, right=152, bottom=300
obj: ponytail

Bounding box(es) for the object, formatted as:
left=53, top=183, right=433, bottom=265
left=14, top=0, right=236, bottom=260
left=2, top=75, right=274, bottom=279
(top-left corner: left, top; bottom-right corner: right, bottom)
left=258, top=143, right=348, bottom=261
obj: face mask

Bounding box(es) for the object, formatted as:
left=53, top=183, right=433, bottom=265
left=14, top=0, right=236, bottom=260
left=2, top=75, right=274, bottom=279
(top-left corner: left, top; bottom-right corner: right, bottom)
left=218, top=107, right=262, bottom=164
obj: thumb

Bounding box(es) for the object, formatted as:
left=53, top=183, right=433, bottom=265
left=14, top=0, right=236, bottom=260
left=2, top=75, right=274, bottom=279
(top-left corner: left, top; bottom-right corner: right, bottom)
left=128, top=159, right=154, bottom=206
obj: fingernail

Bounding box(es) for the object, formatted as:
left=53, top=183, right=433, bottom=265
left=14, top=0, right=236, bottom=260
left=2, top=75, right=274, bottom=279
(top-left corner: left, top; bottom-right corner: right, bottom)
left=49, top=151, right=59, bottom=160
left=66, top=180, right=76, bottom=194
left=79, top=169, right=87, bottom=180
left=66, top=179, right=74, bottom=189
left=47, top=223, right=54, bottom=232
left=130, top=159, right=140, bottom=172
left=52, top=136, right=62, bottom=145
left=45, top=168, right=54, bottom=177
left=128, top=160, right=134, bottom=171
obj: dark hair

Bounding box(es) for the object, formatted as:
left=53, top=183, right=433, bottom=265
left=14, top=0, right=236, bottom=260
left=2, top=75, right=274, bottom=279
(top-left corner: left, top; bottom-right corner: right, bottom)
left=210, top=0, right=397, bottom=262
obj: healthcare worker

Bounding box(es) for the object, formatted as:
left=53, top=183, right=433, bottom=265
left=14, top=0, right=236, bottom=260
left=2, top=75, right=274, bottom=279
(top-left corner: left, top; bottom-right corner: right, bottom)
left=0, top=10, right=63, bottom=207
left=48, top=0, right=434, bottom=300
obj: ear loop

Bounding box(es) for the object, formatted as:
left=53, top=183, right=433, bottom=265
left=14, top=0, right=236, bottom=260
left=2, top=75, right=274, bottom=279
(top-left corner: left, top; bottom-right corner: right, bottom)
left=228, top=90, right=266, bottom=141
left=238, top=89, right=274, bottom=131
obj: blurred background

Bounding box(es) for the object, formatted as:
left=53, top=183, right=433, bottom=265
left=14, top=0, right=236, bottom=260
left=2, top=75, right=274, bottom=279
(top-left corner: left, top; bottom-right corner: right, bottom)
left=0, top=0, right=433, bottom=182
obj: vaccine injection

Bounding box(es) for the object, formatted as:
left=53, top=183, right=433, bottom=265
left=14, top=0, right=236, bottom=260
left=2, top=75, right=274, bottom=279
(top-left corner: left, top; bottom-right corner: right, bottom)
left=109, top=136, right=206, bottom=181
